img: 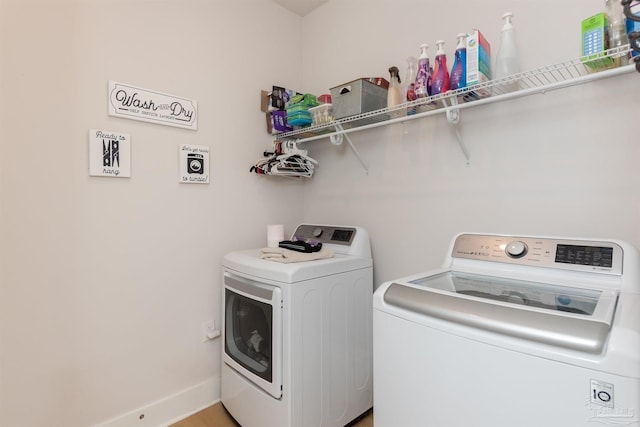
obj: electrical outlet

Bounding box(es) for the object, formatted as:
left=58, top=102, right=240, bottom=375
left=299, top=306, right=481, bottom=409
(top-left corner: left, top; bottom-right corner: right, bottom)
left=201, top=320, right=220, bottom=342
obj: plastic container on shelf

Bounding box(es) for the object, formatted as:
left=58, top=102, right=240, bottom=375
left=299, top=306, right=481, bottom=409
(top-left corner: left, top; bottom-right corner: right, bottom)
left=450, top=33, right=468, bottom=91
left=414, top=44, right=432, bottom=98
left=606, top=0, right=630, bottom=66
left=623, top=0, right=640, bottom=66
left=287, top=111, right=312, bottom=127
left=387, top=66, right=402, bottom=108
left=286, top=103, right=312, bottom=115
left=405, top=56, right=418, bottom=102
left=431, top=40, right=451, bottom=95
left=318, top=94, right=332, bottom=104
left=495, top=12, right=520, bottom=80
left=285, top=93, right=318, bottom=128
left=308, top=104, right=334, bottom=126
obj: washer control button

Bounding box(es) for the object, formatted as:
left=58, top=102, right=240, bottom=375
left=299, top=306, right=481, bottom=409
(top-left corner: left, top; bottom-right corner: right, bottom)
left=506, top=241, right=528, bottom=258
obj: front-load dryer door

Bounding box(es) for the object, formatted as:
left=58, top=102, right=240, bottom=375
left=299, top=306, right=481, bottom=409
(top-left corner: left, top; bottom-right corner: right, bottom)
left=223, top=272, right=283, bottom=399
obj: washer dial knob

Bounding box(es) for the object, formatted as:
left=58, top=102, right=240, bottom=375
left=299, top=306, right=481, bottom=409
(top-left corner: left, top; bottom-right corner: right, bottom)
left=506, top=241, right=528, bottom=258
left=313, top=227, right=323, bottom=238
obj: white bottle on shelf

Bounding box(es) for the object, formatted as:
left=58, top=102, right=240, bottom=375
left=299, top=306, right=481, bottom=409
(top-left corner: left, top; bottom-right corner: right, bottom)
left=494, top=12, right=520, bottom=92
left=387, top=66, right=402, bottom=108
left=404, top=56, right=418, bottom=102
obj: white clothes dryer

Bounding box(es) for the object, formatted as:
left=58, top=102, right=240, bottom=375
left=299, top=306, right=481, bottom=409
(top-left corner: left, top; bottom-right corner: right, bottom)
left=221, top=224, right=373, bottom=427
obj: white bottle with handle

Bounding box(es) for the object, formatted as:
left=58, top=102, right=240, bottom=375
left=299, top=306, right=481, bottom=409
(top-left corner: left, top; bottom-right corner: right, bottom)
left=494, top=12, right=520, bottom=92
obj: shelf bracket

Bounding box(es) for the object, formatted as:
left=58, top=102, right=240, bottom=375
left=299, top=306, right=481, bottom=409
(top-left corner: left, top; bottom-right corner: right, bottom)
left=442, top=96, right=470, bottom=165
left=330, top=124, right=369, bottom=174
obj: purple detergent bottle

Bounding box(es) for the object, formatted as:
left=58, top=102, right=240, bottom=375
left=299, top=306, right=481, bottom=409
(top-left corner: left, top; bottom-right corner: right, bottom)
left=414, top=44, right=432, bottom=98
left=431, top=40, right=451, bottom=95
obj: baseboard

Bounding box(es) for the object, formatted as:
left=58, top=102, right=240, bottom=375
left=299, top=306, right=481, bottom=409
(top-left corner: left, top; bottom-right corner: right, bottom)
left=94, top=376, right=220, bottom=427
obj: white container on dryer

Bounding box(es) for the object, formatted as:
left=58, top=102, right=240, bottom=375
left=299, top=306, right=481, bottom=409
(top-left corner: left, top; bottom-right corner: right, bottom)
left=221, top=224, right=373, bottom=427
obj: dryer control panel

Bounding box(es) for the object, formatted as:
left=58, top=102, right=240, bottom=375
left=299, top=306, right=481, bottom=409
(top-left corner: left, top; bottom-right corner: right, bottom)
left=293, top=224, right=356, bottom=246
left=290, top=224, right=371, bottom=258
left=452, top=234, right=623, bottom=275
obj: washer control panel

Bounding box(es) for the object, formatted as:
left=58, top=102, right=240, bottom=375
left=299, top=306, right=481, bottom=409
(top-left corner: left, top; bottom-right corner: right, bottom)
left=452, top=234, right=623, bottom=275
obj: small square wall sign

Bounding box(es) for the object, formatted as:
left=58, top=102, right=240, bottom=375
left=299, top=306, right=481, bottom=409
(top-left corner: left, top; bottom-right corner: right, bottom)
left=89, top=129, right=131, bottom=178
left=179, top=144, right=209, bottom=184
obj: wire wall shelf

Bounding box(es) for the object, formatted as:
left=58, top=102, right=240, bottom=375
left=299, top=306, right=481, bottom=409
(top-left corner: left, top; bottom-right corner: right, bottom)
left=274, top=46, right=636, bottom=147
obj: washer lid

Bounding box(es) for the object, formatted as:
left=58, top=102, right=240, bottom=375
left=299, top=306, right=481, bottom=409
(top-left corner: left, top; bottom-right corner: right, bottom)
left=384, top=270, right=618, bottom=354
left=223, top=249, right=372, bottom=283
left=411, top=271, right=606, bottom=316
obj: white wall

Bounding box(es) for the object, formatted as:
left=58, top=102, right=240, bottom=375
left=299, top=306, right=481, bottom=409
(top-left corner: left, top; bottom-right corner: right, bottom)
left=300, top=0, right=640, bottom=286
left=2, top=1, right=639, bottom=426
left=0, top=1, right=304, bottom=426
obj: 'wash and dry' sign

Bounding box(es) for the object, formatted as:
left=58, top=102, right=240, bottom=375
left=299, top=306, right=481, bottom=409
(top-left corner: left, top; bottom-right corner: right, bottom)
left=108, top=81, right=197, bottom=130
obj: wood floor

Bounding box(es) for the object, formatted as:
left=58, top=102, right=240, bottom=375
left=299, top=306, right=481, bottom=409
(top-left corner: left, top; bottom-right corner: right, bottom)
left=170, top=402, right=374, bottom=427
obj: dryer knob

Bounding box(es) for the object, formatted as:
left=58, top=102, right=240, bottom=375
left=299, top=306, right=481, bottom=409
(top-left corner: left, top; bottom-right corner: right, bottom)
left=313, top=227, right=323, bottom=238
left=506, top=241, right=528, bottom=258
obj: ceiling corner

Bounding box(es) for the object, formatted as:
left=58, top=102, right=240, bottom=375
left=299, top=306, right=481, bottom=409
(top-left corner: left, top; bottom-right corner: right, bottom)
left=271, top=0, right=328, bottom=17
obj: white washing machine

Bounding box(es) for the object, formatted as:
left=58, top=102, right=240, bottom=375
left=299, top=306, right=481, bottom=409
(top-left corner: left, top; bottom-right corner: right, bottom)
left=221, top=224, right=373, bottom=427
left=374, top=233, right=640, bottom=427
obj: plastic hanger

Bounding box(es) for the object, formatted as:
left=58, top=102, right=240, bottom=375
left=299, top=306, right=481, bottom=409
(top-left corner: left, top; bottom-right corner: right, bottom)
left=251, top=140, right=318, bottom=179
